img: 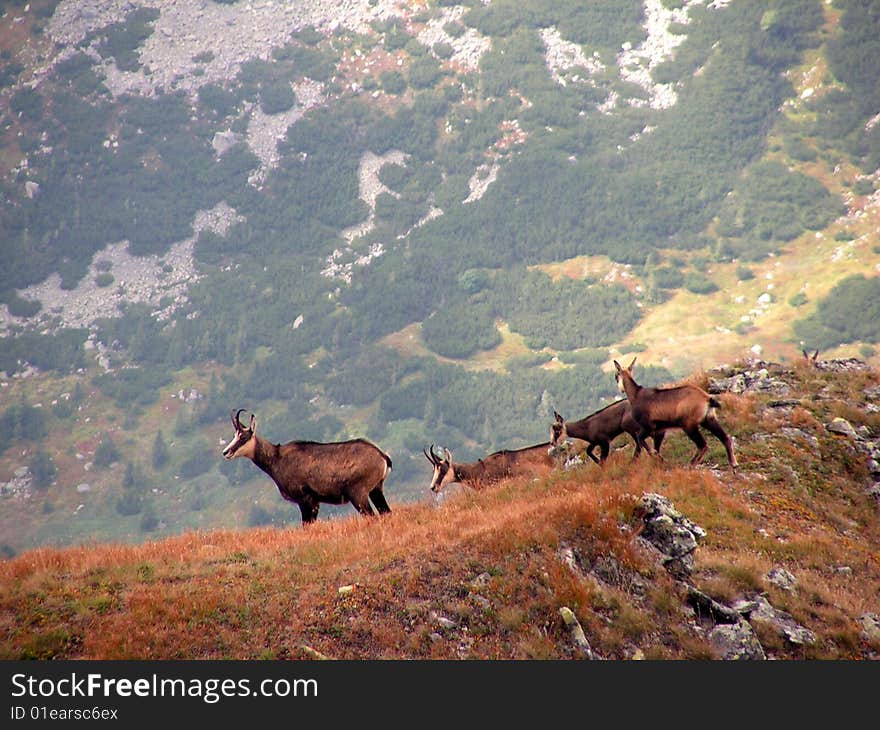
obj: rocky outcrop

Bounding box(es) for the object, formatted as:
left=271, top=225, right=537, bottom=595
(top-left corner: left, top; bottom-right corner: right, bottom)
left=634, top=493, right=706, bottom=579
left=708, top=621, right=766, bottom=660
left=736, top=596, right=817, bottom=647
left=711, top=358, right=880, bottom=501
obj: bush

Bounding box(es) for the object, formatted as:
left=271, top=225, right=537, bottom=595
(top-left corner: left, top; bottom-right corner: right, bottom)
left=794, top=275, right=880, bottom=349
left=409, top=56, right=443, bottom=89
left=176, top=442, right=213, bottom=479
left=260, top=80, right=296, bottom=114
left=115, top=490, right=143, bottom=516
left=29, top=450, right=56, bottom=489
left=380, top=70, right=406, bottom=95
left=422, top=301, right=501, bottom=359
left=684, top=272, right=719, bottom=295
left=788, top=292, right=808, bottom=308
left=433, top=42, right=455, bottom=60
left=5, top=293, right=41, bottom=318
left=140, top=507, right=159, bottom=532
left=853, top=178, right=875, bottom=196
left=784, top=135, right=817, bottom=162
left=3, top=402, right=48, bottom=442
left=736, top=265, right=755, bottom=281
left=490, top=269, right=641, bottom=350
left=558, top=348, right=608, bottom=366
left=93, top=435, right=121, bottom=468
left=10, top=87, right=42, bottom=121
left=651, top=266, right=684, bottom=289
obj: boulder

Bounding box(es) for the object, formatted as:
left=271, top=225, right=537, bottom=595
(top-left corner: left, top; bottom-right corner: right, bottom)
left=559, top=606, right=594, bottom=659
left=708, top=622, right=766, bottom=660
left=749, top=595, right=817, bottom=646
left=635, top=494, right=706, bottom=578
left=859, top=613, right=880, bottom=644
left=826, top=417, right=858, bottom=439
left=765, top=567, right=798, bottom=592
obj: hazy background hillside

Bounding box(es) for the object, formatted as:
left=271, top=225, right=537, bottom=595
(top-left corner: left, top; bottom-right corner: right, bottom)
left=1, top=0, right=878, bottom=554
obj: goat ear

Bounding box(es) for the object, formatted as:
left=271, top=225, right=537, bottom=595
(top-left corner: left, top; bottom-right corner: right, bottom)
left=553, top=410, right=564, bottom=423
left=629, top=356, right=637, bottom=371
left=249, top=414, right=257, bottom=433
left=613, top=360, right=622, bottom=372
left=444, top=448, right=453, bottom=464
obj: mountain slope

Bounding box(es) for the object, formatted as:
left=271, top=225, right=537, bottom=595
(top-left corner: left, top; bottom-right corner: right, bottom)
left=2, top=359, right=878, bottom=659
left=0, top=0, right=879, bottom=553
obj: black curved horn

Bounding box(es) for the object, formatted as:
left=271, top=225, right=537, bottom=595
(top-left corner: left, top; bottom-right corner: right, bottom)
left=233, top=409, right=247, bottom=430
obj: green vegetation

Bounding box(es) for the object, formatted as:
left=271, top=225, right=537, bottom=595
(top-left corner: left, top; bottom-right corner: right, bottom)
left=93, top=435, right=121, bottom=468
left=422, top=302, right=501, bottom=359
left=29, top=451, right=57, bottom=489
left=92, top=7, right=159, bottom=72
left=0, top=0, right=876, bottom=553
left=812, top=0, right=880, bottom=173
left=794, top=275, right=880, bottom=349
left=491, top=270, right=640, bottom=350
left=683, top=272, right=719, bottom=295
left=716, top=160, right=843, bottom=259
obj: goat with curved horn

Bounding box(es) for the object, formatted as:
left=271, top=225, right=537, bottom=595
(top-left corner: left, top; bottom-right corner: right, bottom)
left=613, top=358, right=737, bottom=470
left=424, top=441, right=560, bottom=492
left=222, top=408, right=393, bottom=524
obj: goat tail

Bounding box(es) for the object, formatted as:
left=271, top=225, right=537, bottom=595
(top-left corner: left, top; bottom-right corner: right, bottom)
left=709, top=396, right=722, bottom=410
left=382, top=452, right=393, bottom=475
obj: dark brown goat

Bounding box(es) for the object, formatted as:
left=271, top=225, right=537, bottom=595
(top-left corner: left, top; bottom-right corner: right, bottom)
left=613, top=358, right=737, bottom=469
left=222, top=410, right=392, bottom=524
left=423, top=443, right=558, bottom=492
left=550, top=400, right=665, bottom=465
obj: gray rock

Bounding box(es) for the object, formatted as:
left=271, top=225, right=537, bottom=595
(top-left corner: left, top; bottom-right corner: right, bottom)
left=430, top=612, right=457, bottom=630
left=778, top=427, right=820, bottom=455
left=636, top=493, right=706, bottom=578
left=708, top=622, right=766, bottom=660
left=212, top=129, right=241, bottom=156
left=765, top=567, right=798, bottom=592
left=646, top=514, right=698, bottom=558
left=686, top=586, right=741, bottom=625
left=559, top=606, right=593, bottom=659
left=470, top=594, right=491, bottom=610
left=749, top=595, right=817, bottom=646
left=859, top=613, right=880, bottom=644
left=767, top=399, right=800, bottom=409
left=468, top=572, right=492, bottom=590
left=826, top=417, right=858, bottom=439
left=732, top=599, right=760, bottom=616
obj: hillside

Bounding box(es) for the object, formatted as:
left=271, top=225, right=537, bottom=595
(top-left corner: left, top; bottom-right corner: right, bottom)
left=1, top=0, right=880, bottom=554
left=1, top=358, right=879, bottom=660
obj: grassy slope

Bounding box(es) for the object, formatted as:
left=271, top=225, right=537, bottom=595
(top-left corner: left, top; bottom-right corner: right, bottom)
left=2, top=361, right=878, bottom=660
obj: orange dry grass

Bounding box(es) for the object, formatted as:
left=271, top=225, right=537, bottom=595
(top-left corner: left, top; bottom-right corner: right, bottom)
left=0, top=474, right=639, bottom=659
left=3, top=363, right=879, bottom=659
